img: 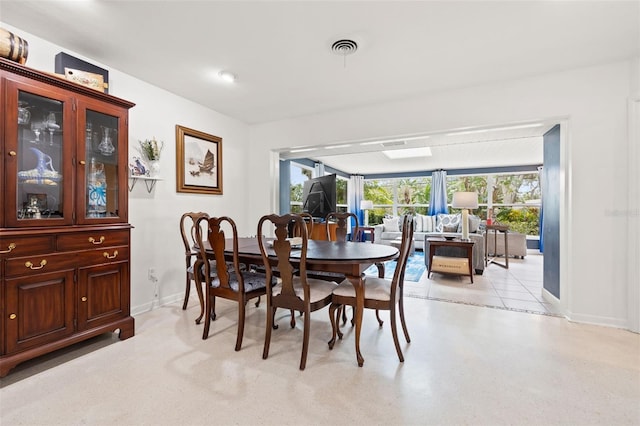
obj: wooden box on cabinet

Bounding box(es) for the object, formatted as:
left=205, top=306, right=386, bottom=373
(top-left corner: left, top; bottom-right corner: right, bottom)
left=0, top=58, right=135, bottom=377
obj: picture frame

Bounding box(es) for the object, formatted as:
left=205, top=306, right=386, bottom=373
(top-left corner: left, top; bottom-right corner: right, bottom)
left=176, top=125, right=223, bottom=195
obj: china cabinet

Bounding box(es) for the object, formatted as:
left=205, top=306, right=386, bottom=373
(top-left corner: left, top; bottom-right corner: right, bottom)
left=0, top=57, right=135, bottom=377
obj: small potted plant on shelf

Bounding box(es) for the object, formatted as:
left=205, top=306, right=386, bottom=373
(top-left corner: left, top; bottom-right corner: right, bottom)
left=138, top=137, right=164, bottom=177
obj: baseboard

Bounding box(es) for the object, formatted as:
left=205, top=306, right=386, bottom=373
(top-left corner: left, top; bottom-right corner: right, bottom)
left=565, top=310, right=630, bottom=330
left=131, top=293, right=184, bottom=316
left=540, top=288, right=630, bottom=329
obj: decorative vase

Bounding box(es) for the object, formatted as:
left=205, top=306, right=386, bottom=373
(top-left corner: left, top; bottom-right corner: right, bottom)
left=149, top=160, right=160, bottom=177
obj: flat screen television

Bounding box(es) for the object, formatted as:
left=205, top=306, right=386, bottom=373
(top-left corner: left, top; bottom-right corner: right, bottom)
left=302, top=174, right=337, bottom=220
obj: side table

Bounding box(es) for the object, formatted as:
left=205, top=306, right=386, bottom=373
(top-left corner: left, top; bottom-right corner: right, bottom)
left=427, top=238, right=475, bottom=283
left=356, top=226, right=375, bottom=243
left=484, top=224, right=510, bottom=269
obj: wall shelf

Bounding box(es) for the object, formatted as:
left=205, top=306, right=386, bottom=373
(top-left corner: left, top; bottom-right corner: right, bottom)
left=128, top=176, right=161, bottom=193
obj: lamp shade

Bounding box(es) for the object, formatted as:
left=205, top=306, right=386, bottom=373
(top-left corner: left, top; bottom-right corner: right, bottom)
left=452, top=192, right=478, bottom=209
left=360, top=200, right=374, bottom=210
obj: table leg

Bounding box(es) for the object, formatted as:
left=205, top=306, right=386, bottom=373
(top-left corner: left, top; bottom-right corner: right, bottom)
left=468, top=245, right=474, bottom=283
left=346, top=273, right=365, bottom=367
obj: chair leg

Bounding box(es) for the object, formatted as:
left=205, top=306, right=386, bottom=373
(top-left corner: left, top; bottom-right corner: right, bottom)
left=328, top=303, right=340, bottom=349
left=290, top=309, right=296, bottom=328
left=389, top=305, right=404, bottom=362
left=399, top=296, right=411, bottom=343
left=299, top=310, right=310, bottom=370
left=341, top=305, right=347, bottom=324
left=235, top=297, right=246, bottom=351
left=263, top=305, right=275, bottom=359
left=202, top=290, right=212, bottom=340
left=182, top=274, right=190, bottom=310
left=255, top=296, right=261, bottom=307
left=375, top=309, right=384, bottom=327
left=210, top=295, right=217, bottom=321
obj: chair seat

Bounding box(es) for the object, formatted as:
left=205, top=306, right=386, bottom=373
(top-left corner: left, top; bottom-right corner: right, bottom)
left=332, top=276, right=396, bottom=302
left=273, top=277, right=338, bottom=303
left=211, top=271, right=268, bottom=293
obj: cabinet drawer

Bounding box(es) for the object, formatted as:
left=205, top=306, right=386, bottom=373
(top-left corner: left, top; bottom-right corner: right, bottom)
left=5, top=252, right=79, bottom=278
left=57, top=230, right=129, bottom=251
left=79, top=245, right=129, bottom=266
left=0, top=236, right=56, bottom=258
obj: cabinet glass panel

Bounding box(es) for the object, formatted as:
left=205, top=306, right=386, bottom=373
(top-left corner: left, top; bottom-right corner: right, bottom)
left=16, top=90, right=64, bottom=220
left=85, top=110, right=119, bottom=218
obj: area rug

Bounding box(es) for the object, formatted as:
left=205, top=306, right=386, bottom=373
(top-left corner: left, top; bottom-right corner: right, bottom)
left=364, top=251, right=426, bottom=282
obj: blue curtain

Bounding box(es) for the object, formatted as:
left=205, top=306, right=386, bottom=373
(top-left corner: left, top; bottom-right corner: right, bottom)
left=349, top=175, right=365, bottom=229
left=428, top=170, right=449, bottom=216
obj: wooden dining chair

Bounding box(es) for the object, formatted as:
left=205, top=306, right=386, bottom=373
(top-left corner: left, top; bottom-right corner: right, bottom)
left=195, top=215, right=268, bottom=351
left=257, top=213, right=339, bottom=370
left=179, top=212, right=210, bottom=311
left=328, top=215, right=414, bottom=362
left=325, top=211, right=359, bottom=242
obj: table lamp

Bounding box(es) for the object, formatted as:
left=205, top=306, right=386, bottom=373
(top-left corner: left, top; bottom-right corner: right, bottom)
left=360, top=199, right=374, bottom=226
left=452, top=191, right=478, bottom=241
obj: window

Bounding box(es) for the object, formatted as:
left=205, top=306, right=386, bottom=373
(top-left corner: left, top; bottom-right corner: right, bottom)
left=289, top=162, right=312, bottom=213
left=364, top=171, right=541, bottom=235
left=364, top=177, right=431, bottom=224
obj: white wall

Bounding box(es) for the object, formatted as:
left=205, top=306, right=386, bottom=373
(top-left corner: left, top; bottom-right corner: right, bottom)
left=249, top=60, right=638, bottom=329
left=2, top=24, right=252, bottom=314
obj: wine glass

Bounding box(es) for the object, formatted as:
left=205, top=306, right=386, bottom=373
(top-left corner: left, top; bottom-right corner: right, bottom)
left=44, top=112, right=60, bottom=145
left=30, top=121, right=43, bottom=144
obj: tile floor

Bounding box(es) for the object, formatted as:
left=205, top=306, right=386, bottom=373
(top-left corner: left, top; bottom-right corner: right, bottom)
left=405, top=249, right=563, bottom=316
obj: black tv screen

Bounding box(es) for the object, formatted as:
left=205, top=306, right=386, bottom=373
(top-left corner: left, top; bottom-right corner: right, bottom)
left=302, top=174, right=337, bottom=220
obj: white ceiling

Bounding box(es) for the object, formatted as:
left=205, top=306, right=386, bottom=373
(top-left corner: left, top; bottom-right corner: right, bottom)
left=2, top=1, right=638, bottom=174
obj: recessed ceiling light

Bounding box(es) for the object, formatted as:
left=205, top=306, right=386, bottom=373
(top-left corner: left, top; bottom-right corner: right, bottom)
left=382, top=147, right=432, bottom=159
left=218, top=70, right=237, bottom=83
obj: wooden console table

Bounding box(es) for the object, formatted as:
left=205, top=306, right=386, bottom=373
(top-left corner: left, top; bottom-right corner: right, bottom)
left=427, top=238, right=475, bottom=283
left=484, top=224, right=510, bottom=269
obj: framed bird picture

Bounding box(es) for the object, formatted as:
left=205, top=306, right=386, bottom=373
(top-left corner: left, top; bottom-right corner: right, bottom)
left=176, top=125, right=223, bottom=195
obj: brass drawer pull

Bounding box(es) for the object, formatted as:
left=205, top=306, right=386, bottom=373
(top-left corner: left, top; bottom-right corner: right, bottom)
left=81, top=297, right=87, bottom=302
left=25, top=259, right=47, bottom=270
left=79, top=160, right=86, bottom=165
left=9, top=313, right=17, bottom=320
left=103, top=250, right=118, bottom=259
left=89, top=236, right=105, bottom=245
left=9, top=151, right=17, bottom=156
left=0, top=242, right=16, bottom=253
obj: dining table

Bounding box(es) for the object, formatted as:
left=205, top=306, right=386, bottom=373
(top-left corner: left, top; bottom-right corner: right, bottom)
left=195, top=237, right=399, bottom=367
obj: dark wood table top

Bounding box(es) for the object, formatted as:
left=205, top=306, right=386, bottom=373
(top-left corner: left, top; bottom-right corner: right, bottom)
left=231, top=237, right=398, bottom=264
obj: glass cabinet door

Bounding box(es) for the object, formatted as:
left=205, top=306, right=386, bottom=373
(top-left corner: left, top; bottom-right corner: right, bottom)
left=6, top=81, right=74, bottom=227
left=76, top=101, right=127, bottom=224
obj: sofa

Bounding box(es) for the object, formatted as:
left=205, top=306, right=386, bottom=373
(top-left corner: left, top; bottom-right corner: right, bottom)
left=373, top=213, right=486, bottom=274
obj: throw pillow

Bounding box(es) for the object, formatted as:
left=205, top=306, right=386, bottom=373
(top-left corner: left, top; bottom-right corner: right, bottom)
left=414, top=214, right=424, bottom=232
left=424, top=215, right=437, bottom=232
left=383, top=217, right=400, bottom=232
left=414, top=213, right=428, bottom=232
left=436, top=213, right=460, bottom=233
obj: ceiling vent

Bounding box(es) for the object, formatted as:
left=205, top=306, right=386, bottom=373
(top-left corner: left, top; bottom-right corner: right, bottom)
left=331, top=39, right=358, bottom=55
left=331, top=39, right=358, bottom=67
